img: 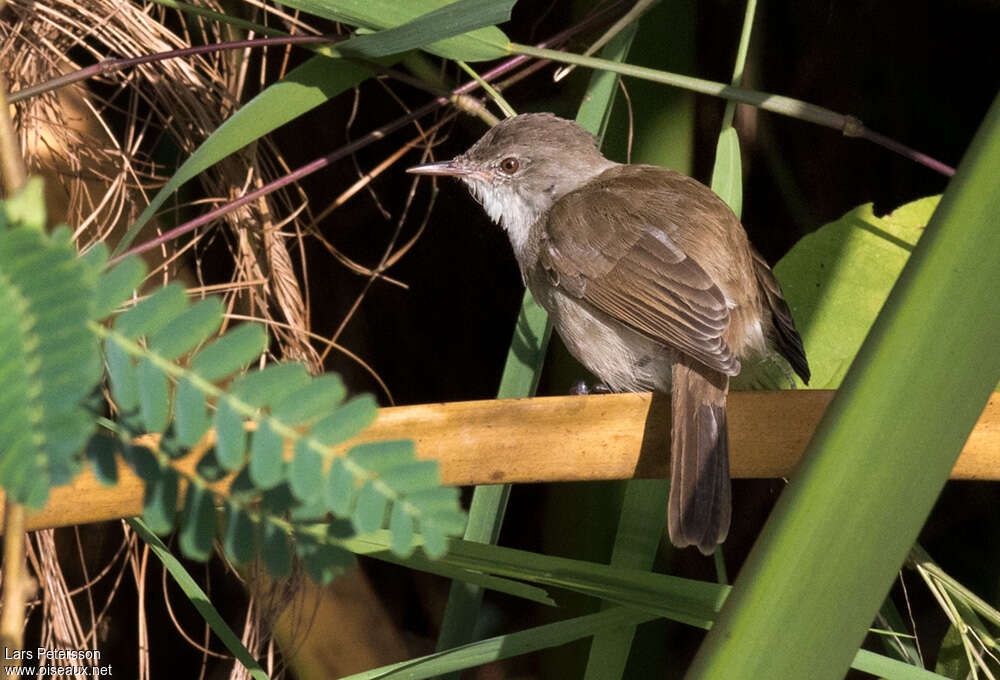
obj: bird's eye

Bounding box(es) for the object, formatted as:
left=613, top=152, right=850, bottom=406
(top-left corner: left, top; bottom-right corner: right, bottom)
left=499, top=157, right=520, bottom=174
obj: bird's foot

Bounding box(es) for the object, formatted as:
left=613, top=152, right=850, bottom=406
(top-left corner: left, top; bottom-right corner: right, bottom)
left=570, top=380, right=613, bottom=396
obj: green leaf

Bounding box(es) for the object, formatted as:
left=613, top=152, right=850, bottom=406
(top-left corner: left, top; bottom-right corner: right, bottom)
left=710, top=126, right=743, bottom=216
left=353, top=481, right=388, bottom=533
left=325, top=458, right=357, bottom=516
left=0, top=224, right=100, bottom=506
left=114, top=56, right=374, bottom=256
left=934, top=624, right=970, bottom=678
left=296, top=533, right=355, bottom=585
left=115, top=283, right=187, bottom=338
left=378, top=461, right=440, bottom=494
left=262, top=521, right=291, bottom=578
left=142, top=464, right=178, bottom=534
left=214, top=400, right=246, bottom=470
left=585, top=479, right=670, bottom=680
left=420, top=521, right=449, bottom=559
left=106, top=340, right=138, bottom=412
left=774, top=196, right=939, bottom=389
left=174, top=378, right=209, bottom=447
left=249, top=420, right=284, bottom=489
left=94, top=256, right=145, bottom=320
left=271, top=374, right=345, bottom=425
left=687, top=94, right=1000, bottom=680
left=179, top=483, right=216, bottom=561
left=348, top=439, right=415, bottom=474
left=138, top=357, right=169, bottom=433
left=85, top=436, right=118, bottom=486
left=389, top=502, right=416, bottom=557
left=231, top=362, right=310, bottom=408
left=223, top=505, right=257, bottom=566
left=289, top=440, right=323, bottom=502
left=4, top=177, right=46, bottom=230
left=127, top=518, right=272, bottom=680
left=337, top=608, right=656, bottom=680
left=311, top=394, right=378, bottom=445
left=149, top=297, right=224, bottom=360
left=123, top=445, right=160, bottom=482
left=191, top=324, right=268, bottom=382
left=260, top=482, right=296, bottom=515
left=275, top=0, right=510, bottom=62
left=194, top=449, right=227, bottom=483
left=333, top=0, right=513, bottom=60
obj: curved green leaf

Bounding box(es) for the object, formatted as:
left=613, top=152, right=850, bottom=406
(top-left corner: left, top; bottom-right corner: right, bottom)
left=289, top=439, right=323, bottom=502
left=223, top=504, right=257, bottom=566
left=106, top=340, right=138, bottom=411
left=95, top=256, right=145, bottom=320
left=262, top=521, right=291, bottom=578
left=191, top=323, right=268, bottom=382
left=179, top=482, right=216, bottom=561
left=138, top=357, right=169, bottom=433
left=278, top=0, right=511, bottom=62
left=115, top=57, right=374, bottom=255
left=149, top=297, right=224, bottom=360
left=353, top=481, right=388, bottom=533
left=774, top=196, right=939, bottom=389
left=175, top=377, right=209, bottom=447
left=325, top=457, right=357, bottom=516
left=271, top=374, right=345, bottom=425
left=143, top=464, right=178, bottom=534
left=312, top=394, right=378, bottom=445
left=115, top=283, right=187, bottom=338
left=711, top=126, right=743, bottom=216
left=214, top=400, right=246, bottom=470
left=0, top=220, right=100, bottom=506
left=249, top=421, right=284, bottom=489
left=231, top=362, right=310, bottom=407
left=335, top=0, right=512, bottom=60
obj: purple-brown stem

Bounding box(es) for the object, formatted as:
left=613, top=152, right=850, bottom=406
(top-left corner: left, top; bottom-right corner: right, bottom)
left=9, top=35, right=343, bottom=104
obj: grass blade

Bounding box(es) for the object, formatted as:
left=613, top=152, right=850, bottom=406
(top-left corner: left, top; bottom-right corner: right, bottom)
left=128, top=518, right=271, bottom=680
left=687, top=92, right=1000, bottom=680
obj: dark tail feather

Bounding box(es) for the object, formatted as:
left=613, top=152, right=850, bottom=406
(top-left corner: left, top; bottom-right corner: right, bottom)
left=668, top=359, right=731, bottom=555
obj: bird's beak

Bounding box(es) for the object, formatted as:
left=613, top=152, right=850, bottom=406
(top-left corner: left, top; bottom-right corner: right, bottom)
left=406, top=159, right=472, bottom=177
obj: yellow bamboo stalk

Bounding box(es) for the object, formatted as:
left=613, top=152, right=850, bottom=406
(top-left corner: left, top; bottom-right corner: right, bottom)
left=9, top=390, right=1000, bottom=532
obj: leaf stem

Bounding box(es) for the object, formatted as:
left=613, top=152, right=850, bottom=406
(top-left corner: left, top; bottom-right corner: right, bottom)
left=508, top=42, right=955, bottom=176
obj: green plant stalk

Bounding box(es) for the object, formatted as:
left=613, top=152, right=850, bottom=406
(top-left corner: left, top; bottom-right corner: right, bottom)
left=509, top=42, right=846, bottom=130
left=721, top=0, right=757, bottom=129
left=456, top=61, right=513, bottom=119
left=343, top=608, right=659, bottom=680
left=687, top=92, right=1000, bottom=680
left=128, top=518, right=271, bottom=680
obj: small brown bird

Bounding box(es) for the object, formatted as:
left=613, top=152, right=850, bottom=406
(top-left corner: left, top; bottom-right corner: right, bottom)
left=409, top=113, right=809, bottom=554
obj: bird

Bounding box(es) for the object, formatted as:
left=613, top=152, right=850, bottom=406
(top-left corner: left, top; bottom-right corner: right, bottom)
left=409, top=113, right=809, bottom=554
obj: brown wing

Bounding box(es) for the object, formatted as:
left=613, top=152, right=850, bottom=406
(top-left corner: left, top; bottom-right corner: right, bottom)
left=538, top=170, right=740, bottom=376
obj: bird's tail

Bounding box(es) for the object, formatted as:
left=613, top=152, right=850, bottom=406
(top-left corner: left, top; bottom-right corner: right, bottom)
left=667, top=358, right=732, bottom=555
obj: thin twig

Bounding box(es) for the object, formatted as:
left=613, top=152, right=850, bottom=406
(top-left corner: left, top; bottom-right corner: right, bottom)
left=1, top=502, right=28, bottom=670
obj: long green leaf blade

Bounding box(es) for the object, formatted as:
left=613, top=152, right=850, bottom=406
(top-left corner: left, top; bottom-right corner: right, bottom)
left=128, top=518, right=271, bottom=680
left=114, top=57, right=373, bottom=255
left=687, top=92, right=1000, bottom=680
left=334, top=0, right=513, bottom=59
